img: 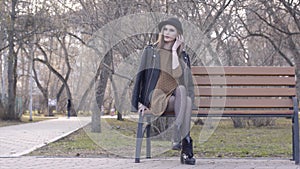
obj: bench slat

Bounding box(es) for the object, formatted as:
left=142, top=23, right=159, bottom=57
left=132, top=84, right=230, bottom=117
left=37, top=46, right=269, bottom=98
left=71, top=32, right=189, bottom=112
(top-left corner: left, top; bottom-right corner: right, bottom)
left=195, top=87, right=296, bottom=97
left=192, top=66, right=295, bottom=76
left=194, top=76, right=295, bottom=86
left=197, top=98, right=293, bottom=108
left=192, top=110, right=294, bottom=116
left=161, top=110, right=294, bottom=116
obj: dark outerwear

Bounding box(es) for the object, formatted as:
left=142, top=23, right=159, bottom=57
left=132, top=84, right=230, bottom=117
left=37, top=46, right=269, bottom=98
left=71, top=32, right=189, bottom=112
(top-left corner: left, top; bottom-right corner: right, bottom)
left=131, top=44, right=195, bottom=113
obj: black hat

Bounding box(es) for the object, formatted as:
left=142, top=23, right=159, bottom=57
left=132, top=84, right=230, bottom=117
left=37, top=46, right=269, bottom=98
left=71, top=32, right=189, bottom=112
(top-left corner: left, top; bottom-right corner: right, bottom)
left=158, top=17, right=183, bottom=34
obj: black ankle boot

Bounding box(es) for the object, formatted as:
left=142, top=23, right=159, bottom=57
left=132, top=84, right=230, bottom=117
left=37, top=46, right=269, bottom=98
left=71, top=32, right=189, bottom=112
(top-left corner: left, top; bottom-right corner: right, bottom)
left=180, top=137, right=196, bottom=165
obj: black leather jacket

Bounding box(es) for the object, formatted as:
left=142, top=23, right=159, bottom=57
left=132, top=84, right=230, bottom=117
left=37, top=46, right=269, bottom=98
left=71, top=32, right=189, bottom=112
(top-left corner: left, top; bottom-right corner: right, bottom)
left=131, top=45, right=195, bottom=112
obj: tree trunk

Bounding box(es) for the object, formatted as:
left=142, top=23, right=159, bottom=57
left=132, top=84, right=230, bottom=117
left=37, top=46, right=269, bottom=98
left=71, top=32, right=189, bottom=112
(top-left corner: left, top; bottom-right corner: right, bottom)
left=293, top=51, right=300, bottom=101
left=34, top=58, right=76, bottom=116
left=6, top=0, right=18, bottom=120
left=32, top=60, right=49, bottom=114
left=91, top=107, right=101, bottom=132
left=76, top=59, right=102, bottom=112
left=93, top=49, right=113, bottom=132
left=56, top=36, right=72, bottom=105
left=110, top=76, right=123, bottom=121
left=287, top=38, right=300, bottom=100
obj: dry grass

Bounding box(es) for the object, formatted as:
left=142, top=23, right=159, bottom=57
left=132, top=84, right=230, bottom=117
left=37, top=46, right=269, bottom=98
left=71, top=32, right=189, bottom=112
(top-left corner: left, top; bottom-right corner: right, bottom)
left=28, top=117, right=294, bottom=159
left=0, top=114, right=58, bottom=127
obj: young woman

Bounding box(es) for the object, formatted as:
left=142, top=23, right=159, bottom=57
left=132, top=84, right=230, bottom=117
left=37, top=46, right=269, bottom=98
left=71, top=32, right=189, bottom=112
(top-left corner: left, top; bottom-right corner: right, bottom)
left=131, top=17, right=196, bottom=165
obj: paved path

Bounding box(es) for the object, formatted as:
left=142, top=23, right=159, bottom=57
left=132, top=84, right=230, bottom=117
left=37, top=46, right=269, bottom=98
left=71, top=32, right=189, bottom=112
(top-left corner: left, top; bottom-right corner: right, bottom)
left=0, top=116, right=299, bottom=168
left=0, top=157, right=299, bottom=169
left=0, top=117, right=90, bottom=157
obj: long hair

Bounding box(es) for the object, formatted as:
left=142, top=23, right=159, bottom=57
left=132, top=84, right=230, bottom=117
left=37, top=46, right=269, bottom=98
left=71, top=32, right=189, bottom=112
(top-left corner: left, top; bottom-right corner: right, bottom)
left=154, top=25, right=184, bottom=55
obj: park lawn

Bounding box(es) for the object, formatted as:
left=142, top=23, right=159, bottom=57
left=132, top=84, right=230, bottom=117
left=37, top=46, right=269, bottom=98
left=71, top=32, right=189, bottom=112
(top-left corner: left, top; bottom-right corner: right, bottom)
left=28, top=117, right=293, bottom=159
left=190, top=118, right=291, bottom=158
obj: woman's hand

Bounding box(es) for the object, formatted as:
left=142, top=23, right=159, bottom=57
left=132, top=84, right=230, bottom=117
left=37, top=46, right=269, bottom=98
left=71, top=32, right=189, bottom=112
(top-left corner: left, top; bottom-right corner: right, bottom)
left=138, top=103, right=148, bottom=116
left=171, top=35, right=183, bottom=69
left=172, top=35, right=184, bottom=51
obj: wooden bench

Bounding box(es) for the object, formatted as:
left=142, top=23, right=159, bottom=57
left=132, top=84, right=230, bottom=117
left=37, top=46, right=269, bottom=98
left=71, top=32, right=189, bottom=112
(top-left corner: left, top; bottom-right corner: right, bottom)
left=135, top=66, right=299, bottom=164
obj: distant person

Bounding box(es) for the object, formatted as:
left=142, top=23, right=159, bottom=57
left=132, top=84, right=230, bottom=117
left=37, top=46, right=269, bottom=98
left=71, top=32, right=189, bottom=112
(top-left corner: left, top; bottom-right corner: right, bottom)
left=67, top=99, right=71, bottom=118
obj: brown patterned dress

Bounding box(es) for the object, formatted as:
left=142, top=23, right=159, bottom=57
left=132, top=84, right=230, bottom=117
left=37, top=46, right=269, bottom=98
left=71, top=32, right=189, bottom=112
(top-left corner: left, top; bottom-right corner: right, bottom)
left=150, top=48, right=182, bottom=116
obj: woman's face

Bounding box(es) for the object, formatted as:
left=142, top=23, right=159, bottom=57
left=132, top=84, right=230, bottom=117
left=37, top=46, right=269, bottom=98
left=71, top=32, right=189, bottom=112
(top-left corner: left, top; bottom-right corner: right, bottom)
left=163, top=24, right=178, bottom=43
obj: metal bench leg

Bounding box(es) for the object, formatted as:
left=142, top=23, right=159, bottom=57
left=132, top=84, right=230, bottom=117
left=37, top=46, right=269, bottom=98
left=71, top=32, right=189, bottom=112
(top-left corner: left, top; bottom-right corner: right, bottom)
left=146, top=116, right=151, bottom=159
left=135, top=112, right=144, bottom=163
left=293, top=97, right=299, bottom=164
left=293, top=114, right=296, bottom=161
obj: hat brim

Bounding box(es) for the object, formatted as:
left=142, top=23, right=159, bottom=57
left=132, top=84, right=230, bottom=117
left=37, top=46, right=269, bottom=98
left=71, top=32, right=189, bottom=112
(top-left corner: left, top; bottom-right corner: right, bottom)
left=158, top=20, right=182, bottom=33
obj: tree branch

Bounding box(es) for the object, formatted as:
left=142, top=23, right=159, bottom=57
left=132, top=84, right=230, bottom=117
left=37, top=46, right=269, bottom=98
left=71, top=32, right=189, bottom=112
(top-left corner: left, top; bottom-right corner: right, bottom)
left=280, top=0, right=300, bottom=31
left=204, top=0, right=232, bottom=34
left=246, top=5, right=300, bottom=35
left=67, top=32, right=87, bottom=45
left=237, top=12, right=294, bottom=66
left=245, top=33, right=294, bottom=66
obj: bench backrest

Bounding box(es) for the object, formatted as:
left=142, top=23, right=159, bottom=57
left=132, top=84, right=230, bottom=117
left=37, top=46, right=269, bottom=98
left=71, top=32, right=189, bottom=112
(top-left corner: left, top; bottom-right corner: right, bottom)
left=191, top=66, right=296, bottom=117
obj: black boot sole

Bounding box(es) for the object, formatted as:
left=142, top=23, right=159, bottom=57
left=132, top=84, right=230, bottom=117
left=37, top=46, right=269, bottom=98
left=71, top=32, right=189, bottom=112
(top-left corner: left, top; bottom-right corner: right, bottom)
left=180, top=155, right=196, bottom=165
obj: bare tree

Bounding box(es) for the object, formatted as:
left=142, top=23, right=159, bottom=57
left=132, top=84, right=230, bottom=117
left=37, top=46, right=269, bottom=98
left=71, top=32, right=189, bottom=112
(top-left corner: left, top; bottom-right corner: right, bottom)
left=5, top=0, right=18, bottom=120
left=239, top=0, right=300, bottom=97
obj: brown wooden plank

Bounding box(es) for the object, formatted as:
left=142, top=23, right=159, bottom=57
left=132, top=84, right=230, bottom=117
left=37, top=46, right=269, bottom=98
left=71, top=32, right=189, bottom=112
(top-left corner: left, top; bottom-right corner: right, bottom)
left=192, top=66, right=295, bottom=76
left=161, top=110, right=293, bottom=116
left=195, top=87, right=296, bottom=97
left=192, top=110, right=294, bottom=115
left=197, top=98, right=293, bottom=108
left=193, top=76, right=295, bottom=86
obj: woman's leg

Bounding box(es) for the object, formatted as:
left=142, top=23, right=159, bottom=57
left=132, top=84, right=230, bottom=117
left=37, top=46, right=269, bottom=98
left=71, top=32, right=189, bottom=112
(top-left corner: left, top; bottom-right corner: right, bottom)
left=174, top=85, right=187, bottom=128
left=173, top=85, right=187, bottom=147
left=180, top=96, right=195, bottom=165
left=172, top=86, right=195, bottom=165
left=166, top=85, right=194, bottom=164
left=165, top=86, right=186, bottom=149
left=165, top=96, right=175, bottom=112
left=165, top=95, right=181, bottom=149
left=181, top=96, right=192, bottom=139
left=173, top=85, right=193, bottom=139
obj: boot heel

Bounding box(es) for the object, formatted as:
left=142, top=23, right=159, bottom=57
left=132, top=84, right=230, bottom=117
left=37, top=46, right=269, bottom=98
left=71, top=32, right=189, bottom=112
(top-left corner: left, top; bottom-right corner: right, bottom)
left=180, top=153, right=195, bottom=165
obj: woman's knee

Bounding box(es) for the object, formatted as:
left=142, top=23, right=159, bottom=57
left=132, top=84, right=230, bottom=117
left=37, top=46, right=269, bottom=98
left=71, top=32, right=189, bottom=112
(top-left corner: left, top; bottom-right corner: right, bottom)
left=186, top=97, right=192, bottom=111
left=166, top=96, right=175, bottom=112
left=177, top=85, right=186, bottom=91
left=169, top=95, right=175, bottom=103
left=185, top=97, right=192, bottom=116
left=176, top=85, right=186, bottom=96
left=186, top=97, right=192, bottom=106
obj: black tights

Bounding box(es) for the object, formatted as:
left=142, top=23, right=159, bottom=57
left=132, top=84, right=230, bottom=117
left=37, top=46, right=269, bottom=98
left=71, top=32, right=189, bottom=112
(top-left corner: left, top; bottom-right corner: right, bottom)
left=165, top=85, right=192, bottom=142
